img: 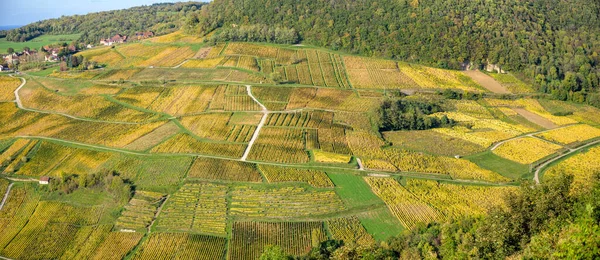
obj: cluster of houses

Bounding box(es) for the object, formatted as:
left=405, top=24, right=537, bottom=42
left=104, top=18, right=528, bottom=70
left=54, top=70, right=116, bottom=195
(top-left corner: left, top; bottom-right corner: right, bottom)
left=100, top=31, right=154, bottom=46
left=1, top=31, right=155, bottom=71
left=0, top=44, right=79, bottom=71
left=1, top=49, right=40, bottom=71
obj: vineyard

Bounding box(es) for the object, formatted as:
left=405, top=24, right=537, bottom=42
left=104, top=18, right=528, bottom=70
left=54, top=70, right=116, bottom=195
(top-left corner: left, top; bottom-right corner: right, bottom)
left=115, top=191, right=165, bottom=231
left=364, top=177, right=444, bottom=229
left=326, top=216, right=375, bottom=245
left=228, top=221, right=326, bottom=260
left=3, top=36, right=600, bottom=259
left=544, top=146, right=600, bottom=194
left=230, top=185, right=346, bottom=218
left=0, top=76, right=20, bottom=102
left=258, top=164, right=333, bottom=187
left=156, top=183, right=228, bottom=235
left=247, top=127, right=310, bottom=163
left=383, top=130, right=485, bottom=156
left=151, top=133, right=247, bottom=158
left=535, top=124, right=600, bottom=145
left=20, top=80, right=159, bottom=122
left=133, top=233, right=226, bottom=259
left=187, top=157, right=263, bottom=182
left=404, top=179, right=517, bottom=218
left=493, top=137, right=563, bottom=164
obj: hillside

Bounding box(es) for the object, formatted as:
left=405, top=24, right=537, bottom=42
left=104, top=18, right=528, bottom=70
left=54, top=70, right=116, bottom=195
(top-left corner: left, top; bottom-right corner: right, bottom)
left=0, top=34, right=599, bottom=258
left=0, top=1, right=599, bottom=259
left=0, top=2, right=205, bottom=43
left=188, top=0, right=600, bottom=106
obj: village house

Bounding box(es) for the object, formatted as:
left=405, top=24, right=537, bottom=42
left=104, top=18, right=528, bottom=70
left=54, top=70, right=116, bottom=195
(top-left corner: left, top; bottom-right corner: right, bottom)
left=134, top=31, right=154, bottom=40
left=39, top=176, right=50, bottom=185
left=42, top=46, right=60, bottom=62
left=3, top=53, right=19, bottom=64
left=100, top=34, right=128, bottom=46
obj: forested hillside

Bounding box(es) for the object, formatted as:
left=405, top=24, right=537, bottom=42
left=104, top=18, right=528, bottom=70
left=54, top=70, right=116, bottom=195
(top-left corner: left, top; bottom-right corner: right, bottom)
left=187, top=0, right=600, bottom=105
left=0, top=2, right=205, bottom=43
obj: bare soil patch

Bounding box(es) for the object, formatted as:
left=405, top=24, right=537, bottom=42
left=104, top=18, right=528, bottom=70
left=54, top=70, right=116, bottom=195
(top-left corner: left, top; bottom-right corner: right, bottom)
left=193, top=47, right=212, bottom=59
left=512, top=108, right=558, bottom=129
left=463, top=70, right=509, bottom=94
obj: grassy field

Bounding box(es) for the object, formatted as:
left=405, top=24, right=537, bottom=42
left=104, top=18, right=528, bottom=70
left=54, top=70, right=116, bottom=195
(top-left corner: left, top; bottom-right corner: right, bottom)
left=0, top=34, right=81, bottom=52
left=358, top=207, right=404, bottom=241
left=465, top=151, right=531, bottom=180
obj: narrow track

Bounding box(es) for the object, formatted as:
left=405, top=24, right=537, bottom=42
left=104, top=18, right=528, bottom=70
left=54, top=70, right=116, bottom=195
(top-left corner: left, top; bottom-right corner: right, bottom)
left=173, top=60, right=189, bottom=68
left=147, top=195, right=170, bottom=233
left=0, top=183, right=14, bottom=211
left=240, top=85, right=268, bottom=161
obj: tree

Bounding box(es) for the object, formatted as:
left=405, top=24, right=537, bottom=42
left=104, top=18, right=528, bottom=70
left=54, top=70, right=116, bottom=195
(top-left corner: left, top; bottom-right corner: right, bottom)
left=259, top=245, right=288, bottom=260
left=7, top=47, right=14, bottom=54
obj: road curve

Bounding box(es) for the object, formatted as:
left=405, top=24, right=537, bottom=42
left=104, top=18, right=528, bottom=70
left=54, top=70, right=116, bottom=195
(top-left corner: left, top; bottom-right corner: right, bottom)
left=533, top=139, right=600, bottom=184
left=10, top=75, right=26, bottom=107
left=240, top=85, right=268, bottom=161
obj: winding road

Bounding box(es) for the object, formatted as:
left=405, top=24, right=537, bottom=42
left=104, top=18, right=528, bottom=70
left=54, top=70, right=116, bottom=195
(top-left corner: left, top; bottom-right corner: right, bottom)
left=533, top=139, right=600, bottom=184
left=240, top=85, right=269, bottom=161
left=10, top=75, right=25, bottom=108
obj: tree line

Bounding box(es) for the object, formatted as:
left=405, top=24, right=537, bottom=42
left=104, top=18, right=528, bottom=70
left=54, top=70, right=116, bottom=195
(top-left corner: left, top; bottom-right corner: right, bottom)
left=0, top=2, right=206, bottom=43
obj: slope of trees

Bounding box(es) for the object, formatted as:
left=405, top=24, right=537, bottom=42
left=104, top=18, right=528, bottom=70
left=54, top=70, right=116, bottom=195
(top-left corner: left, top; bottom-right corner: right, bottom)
left=0, top=2, right=205, bottom=43
left=187, top=0, right=600, bottom=107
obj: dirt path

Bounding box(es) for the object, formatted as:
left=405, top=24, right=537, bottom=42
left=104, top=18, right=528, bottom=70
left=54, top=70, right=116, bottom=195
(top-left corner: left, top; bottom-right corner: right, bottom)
left=513, top=108, right=558, bottom=129
left=0, top=183, right=14, bottom=211
left=463, top=70, right=510, bottom=94
left=5, top=177, right=37, bottom=182
left=240, top=85, right=268, bottom=161
left=10, top=75, right=26, bottom=107
left=147, top=195, right=169, bottom=233
left=356, top=158, right=365, bottom=171
left=173, top=60, right=189, bottom=69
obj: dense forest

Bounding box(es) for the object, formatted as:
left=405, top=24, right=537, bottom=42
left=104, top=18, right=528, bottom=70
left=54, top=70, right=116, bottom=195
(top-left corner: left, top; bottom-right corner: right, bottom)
left=0, top=2, right=205, bottom=43
left=377, top=99, right=454, bottom=131
left=186, top=0, right=600, bottom=106
left=261, top=173, right=600, bottom=259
